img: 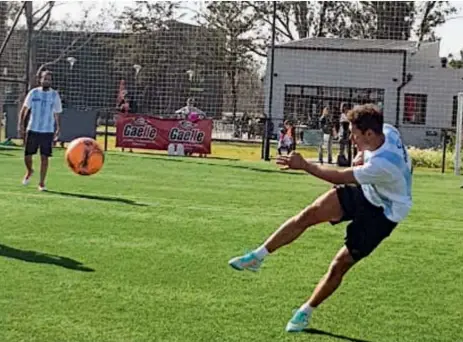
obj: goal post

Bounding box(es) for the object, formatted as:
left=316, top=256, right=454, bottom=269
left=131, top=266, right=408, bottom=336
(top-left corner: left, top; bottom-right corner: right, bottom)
left=455, top=93, right=463, bottom=176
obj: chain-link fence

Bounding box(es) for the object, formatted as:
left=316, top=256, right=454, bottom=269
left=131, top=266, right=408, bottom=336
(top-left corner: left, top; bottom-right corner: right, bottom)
left=1, top=1, right=462, bottom=168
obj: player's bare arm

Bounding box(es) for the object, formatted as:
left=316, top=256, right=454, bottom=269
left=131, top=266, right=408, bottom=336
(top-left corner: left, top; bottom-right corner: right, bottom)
left=276, top=152, right=358, bottom=185
left=54, top=112, right=61, bottom=140
left=18, top=105, right=29, bottom=137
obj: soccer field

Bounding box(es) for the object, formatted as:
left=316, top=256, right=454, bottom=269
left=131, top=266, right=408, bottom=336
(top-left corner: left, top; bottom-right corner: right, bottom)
left=0, top=148, right=462, bottom=342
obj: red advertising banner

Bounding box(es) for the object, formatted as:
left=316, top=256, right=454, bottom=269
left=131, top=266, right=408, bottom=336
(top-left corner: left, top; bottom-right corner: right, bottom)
left=115, top=114, right=212, bottom=154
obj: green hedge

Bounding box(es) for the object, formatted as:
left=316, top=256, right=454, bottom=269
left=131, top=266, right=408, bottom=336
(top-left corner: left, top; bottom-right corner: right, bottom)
left=408, top=146, right=461, bottom=170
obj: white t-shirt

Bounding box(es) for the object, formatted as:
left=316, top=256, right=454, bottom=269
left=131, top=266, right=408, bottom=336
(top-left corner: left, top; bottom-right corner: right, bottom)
left=24, top=87, right=62, bottom=133
left=353, top=124, right=412, bottom=223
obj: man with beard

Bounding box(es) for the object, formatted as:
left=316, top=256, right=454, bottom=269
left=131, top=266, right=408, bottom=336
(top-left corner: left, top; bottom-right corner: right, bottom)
left=18, top=70, right=62, bottom=191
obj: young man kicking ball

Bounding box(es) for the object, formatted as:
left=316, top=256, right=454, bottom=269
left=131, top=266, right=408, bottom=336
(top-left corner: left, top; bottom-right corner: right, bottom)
left=228, top=104, right=412, bottom=332
left=19, top=70, right=62, bottom=191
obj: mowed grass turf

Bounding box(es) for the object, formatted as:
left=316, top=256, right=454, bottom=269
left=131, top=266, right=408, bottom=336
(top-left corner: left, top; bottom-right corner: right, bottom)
left=0, top=147, right=462, bottom=342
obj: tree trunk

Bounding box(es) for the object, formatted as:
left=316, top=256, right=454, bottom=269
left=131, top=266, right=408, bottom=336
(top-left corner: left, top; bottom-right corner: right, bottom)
left=316, top=1, right=328, bottom=37
left=231, top=69, right=238, bottom=122
left=293, top=1, right=310, bottom=39
left=25, top=1, right=35, bottom=91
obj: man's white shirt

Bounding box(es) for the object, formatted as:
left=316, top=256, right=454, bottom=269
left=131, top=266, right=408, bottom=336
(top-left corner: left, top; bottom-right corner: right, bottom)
left=353, top=124, right=413, bottom=223
left=24, top=87, right=62, bottom=133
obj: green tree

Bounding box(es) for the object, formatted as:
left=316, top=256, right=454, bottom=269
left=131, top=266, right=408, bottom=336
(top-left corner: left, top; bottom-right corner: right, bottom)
left=115, top=1, right=182, bottom=32
left=248, top=1, right=457, bottom=49
left=449, top=51, right=463, bottom=69
left=111, top=1, right=224, bottom=115
left=248, top=1, right=360, bottom=43
left=356, top=1, right=456, bottom=41
left=198, top=1, right=261, bottom=120
left=415, top=1, right=457, bottom=43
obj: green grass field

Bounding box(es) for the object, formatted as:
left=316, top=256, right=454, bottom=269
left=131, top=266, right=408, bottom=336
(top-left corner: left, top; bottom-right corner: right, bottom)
left=0, top=147, right=462, bottom=342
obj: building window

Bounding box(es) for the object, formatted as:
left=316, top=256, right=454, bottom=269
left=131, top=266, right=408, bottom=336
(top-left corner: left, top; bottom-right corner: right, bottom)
left=452, top=96, right=463, bottom=128
left=286, top=86, right=302, bottom=95
left=403, top=94, right=427, bottom=125
left=283, top=85, right=384, bottom=127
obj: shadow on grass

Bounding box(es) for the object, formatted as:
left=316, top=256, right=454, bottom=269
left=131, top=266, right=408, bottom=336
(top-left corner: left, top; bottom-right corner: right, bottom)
left=134, top=151, right=240, bottom=162
left=304, top=328, right=372, bottom=342
left=45, top=190, right=148, bottom=207
left=0, top=244, right=94, bottom=272
left=0, top=146, right=18, bottom=156
left=135, top=154, right=306, bottom=176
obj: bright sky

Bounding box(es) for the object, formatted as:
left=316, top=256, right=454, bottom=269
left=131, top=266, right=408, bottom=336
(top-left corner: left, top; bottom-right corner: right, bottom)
left=43, top=0, right=463, bottom=58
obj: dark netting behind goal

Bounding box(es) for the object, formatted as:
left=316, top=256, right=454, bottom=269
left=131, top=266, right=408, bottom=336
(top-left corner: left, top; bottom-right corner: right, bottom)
left=0, top=1, right=462, bottom=169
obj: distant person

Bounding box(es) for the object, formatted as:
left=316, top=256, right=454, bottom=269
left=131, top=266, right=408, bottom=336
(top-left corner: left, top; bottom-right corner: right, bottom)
left=118, top=92, right=138, bottom=114
left=118, top=92, right=136, bottom=153
left=284, top=120, right=296, bottom=151
left=18, top=70, right=62, bottom=191
left=277, top=127, right=292, bottom=155
left=318, top=107, right=334, bottom=164
left=175, top=97, right=205, bottom=119
left=175, top=98, right=206, bottom=157
left=337, top=103, right=351, bottom=166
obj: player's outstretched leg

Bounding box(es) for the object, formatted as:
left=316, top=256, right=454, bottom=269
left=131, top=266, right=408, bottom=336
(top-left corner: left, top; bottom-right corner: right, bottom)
left=228, top=188, right=343, bottom=272
left=285, top=246, right=355, bottom=332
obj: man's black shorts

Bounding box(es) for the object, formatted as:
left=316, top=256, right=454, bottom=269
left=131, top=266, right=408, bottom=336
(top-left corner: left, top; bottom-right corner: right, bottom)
left=332, top=185, right=397, bottom=261
left=25, top=130, right=54, bottom=157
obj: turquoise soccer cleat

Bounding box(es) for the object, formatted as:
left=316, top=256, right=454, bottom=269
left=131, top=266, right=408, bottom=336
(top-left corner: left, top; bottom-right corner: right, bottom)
left=228, top=252, right=262, bottom=272
left=285, top=310, right=311, bottom=332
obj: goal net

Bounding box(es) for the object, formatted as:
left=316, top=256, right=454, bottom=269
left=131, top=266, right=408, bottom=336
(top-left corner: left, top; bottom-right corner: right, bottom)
left=0, top=1, right=462, bottom=169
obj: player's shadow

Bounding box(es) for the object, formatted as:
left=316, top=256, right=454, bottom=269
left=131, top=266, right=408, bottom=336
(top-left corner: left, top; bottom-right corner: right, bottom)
left=0, top=244, right=94, bottom=272
left=45, top=190, right=148, bottom=207
left=304, top=328, right=372, bottom=342
left=0, top=147, right=16, bottom=156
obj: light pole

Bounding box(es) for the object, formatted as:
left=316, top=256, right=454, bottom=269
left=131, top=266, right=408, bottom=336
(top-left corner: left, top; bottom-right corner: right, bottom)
left=133, top=64, right=142, bottom=78
left=186, top=69, right=195, bottom=83
left=133, top=64, right=142, bottom=111
left=66, top=57, right=77, bottom=106
left=263, top=1, right=277, bottom=161
left=67, top=56, right=77, bottom=70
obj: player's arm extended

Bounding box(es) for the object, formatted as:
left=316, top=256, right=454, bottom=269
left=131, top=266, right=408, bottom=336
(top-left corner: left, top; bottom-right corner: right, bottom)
left=18, top=106, right=28, bottom=129
left=18, top=90, right=33, bottom=133
left=54, top=112, right=61, bottom=134
left=302, top=162, right=358, bottom=185
left=54, top=93, right=63, bottom=138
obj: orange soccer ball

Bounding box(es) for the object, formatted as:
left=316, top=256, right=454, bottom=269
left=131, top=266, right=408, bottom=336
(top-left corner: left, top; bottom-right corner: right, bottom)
left=65, top=137, right=105, bottom=176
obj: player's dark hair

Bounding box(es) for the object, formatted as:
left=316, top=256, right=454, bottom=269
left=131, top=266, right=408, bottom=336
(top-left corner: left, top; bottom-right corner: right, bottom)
left=340, top=102, right=350, bottom=113
left=347, top=104, right=383, bottom=135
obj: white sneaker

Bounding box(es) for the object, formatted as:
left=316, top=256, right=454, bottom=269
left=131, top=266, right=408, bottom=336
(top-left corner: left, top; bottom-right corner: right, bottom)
left=38, top=185, right=47, bottom=192
left=22, top=171, right=34, bottom=186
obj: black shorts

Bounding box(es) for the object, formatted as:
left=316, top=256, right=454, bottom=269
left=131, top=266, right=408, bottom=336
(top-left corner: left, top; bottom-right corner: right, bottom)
left=332, top=185, right=397, bottom=261
left=25, top=131, right=54, bottom=157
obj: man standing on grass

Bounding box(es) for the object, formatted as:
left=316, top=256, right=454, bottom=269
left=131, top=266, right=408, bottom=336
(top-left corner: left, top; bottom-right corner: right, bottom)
left=18, top=70, right=62, bottom=191
left=228, top=104, right=412, bottom=332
